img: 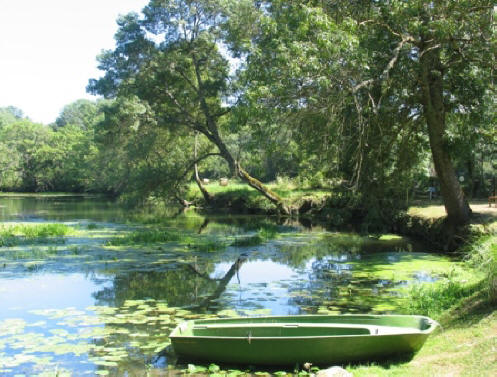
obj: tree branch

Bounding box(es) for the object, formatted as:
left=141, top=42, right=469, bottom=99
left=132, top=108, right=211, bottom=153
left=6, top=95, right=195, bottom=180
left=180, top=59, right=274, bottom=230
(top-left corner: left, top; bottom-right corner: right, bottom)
left=176, top=152, right=222, bottom=184
left=353, top=35, right=413, bottom=94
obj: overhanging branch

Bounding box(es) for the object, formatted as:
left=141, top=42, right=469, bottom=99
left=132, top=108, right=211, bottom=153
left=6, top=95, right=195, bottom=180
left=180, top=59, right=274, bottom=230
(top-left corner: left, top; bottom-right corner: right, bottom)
left=176, top=152, right=222, bottom=184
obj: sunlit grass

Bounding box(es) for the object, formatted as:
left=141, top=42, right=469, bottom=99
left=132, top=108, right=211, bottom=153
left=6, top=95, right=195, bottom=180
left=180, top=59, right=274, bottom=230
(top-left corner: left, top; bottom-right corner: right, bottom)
left=350, top=309, right=497, bottom=376
left=407, top=205, right=447, bottom=219
left=0, top=223, right=73, bottom=246
left=186, top=180, right=332, bottom=205
left=106, top=228, right=181, bottom=246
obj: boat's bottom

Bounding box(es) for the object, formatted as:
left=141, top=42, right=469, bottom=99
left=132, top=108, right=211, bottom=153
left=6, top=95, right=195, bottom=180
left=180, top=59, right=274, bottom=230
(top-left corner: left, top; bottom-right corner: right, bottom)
left=170, top=315, right=438, bottom=365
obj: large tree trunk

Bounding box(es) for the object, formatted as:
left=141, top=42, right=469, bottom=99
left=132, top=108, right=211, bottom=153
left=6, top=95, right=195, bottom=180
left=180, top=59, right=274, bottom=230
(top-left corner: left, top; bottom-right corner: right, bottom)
left=419, top=45, right=471, bottom=226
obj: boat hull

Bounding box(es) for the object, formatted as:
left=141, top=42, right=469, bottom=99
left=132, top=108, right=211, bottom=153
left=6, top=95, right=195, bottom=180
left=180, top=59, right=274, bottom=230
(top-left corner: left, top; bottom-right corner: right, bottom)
left=170, top=315, right=437, bottom=365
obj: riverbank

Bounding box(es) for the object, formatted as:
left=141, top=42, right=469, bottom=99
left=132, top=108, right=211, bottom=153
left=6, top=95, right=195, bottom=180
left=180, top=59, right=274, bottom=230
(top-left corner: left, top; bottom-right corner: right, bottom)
left=349, top=202, right=497, bottom=376
left=187, top=182, right=496, bottom=247
left=351, top=295, right=497, bottom=376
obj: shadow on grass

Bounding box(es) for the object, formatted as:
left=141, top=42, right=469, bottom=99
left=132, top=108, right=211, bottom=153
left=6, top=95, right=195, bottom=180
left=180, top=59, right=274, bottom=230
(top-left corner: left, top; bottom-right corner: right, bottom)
left=440, top=288, right=497, bottom=328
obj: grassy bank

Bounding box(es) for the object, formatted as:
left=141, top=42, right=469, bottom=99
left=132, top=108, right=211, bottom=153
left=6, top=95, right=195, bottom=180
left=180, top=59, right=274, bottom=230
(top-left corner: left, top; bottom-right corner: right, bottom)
left=186, top=180, right=334, bottom=214
left=347, top=204, right=497, bottom=376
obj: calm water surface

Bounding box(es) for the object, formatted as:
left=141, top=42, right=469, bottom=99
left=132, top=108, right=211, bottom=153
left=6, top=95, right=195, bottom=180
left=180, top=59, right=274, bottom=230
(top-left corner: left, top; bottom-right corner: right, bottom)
left=0, top=195, right=453, bottom=376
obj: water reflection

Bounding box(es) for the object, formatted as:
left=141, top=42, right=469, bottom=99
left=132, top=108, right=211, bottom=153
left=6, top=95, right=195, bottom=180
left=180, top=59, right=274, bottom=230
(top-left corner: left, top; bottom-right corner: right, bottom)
left=0, top=195, right=455, bottom=376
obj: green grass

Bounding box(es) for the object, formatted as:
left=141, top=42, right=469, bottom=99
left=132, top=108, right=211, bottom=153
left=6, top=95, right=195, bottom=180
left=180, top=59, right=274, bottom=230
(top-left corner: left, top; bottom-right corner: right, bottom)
left=186, top=180, right=332, bottom=207
left=106, top=228, right=182, bottom=246
left=190, top=237, right=227, bottom=252
left=0, top=223, right=73, bottom=246
left=404, top=277, right=481, bottom=319
left=400, top=233, right=496, bottom=319
left=466, top=234, right=497, bottom=302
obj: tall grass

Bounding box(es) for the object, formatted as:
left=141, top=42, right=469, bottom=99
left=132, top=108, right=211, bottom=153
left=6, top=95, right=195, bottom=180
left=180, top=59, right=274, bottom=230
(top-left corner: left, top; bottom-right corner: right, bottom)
left=467, top=235, right=497, bottom=302
left=404, top=277, right=479, bottom=318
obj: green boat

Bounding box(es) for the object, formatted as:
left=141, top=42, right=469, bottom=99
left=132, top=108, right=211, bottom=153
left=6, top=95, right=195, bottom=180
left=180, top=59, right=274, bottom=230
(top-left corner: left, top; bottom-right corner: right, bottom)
left=170, top=314, right=438, bottom=365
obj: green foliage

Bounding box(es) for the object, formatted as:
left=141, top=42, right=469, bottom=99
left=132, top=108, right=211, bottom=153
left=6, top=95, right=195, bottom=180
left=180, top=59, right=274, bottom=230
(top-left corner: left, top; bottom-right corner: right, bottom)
left=0, top=116, right=99, bottom=192
left=55, top=99, right=106, bottom=130
left=1, top=0, right=496, bottom=218
left=0, top=106, right=24, bottom=127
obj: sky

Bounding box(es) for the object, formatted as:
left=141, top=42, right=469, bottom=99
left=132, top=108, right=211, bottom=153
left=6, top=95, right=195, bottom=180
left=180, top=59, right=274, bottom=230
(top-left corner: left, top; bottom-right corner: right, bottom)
left=0, top=0, right=150, bottom=124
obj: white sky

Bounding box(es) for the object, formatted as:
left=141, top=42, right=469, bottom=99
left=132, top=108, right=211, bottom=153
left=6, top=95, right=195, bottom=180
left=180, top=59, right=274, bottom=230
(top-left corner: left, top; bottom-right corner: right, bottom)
left=0, top=0, right=150, bottom=124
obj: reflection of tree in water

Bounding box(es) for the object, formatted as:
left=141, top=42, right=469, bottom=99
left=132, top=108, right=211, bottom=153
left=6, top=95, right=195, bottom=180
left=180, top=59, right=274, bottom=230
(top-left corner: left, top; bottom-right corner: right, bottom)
left=276, top=237, right=407, bottom=313
left=92, top=256, right=246, bottom=311
left=284, top=255, right=355, bottom=312
left=87, top=256, right=247, bottom=375
left=93, top=265, right=217, bottom=308
left=91, top=230, right=415, bottom=317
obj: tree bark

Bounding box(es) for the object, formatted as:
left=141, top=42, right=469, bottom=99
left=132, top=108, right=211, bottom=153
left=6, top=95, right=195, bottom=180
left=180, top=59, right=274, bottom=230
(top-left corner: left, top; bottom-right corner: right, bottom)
left=237, top=163, right=291, bottom=215
left=419, top=44, right=471, bottom=226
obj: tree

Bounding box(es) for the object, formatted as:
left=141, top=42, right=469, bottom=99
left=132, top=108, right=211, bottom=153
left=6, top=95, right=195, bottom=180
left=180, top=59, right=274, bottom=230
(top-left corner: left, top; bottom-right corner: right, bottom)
left=0, top=106, right=24, bottom=127
left=244, top=0, right=497, bottom=225
left=88, top=0, right=289, bottom=213
left=54, top=99, right=105, bottom=130
left=358, top=0, right=496, bottom=225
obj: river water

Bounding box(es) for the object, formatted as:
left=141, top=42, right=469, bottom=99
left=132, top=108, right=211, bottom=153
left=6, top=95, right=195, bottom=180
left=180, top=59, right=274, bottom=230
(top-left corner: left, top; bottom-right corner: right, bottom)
left=0, top=195, right=454, bottom=376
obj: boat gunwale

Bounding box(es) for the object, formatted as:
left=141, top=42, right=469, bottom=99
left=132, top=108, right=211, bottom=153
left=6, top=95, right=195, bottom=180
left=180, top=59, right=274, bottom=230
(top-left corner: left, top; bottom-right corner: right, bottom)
left=170, top=314, right=438, bottom=340
left=170, top=333, right=428, bottom=341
